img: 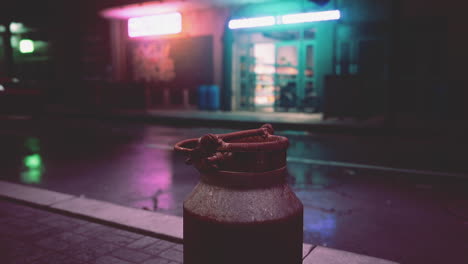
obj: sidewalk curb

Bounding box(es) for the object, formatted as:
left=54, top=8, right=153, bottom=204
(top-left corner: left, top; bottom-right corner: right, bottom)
left=0, top=181, right=314, bottom=256
left=0, top=180, right=398, bottom=263
left=46, top=109, right=386, bottom=135
left=0, top=180, right=182, bottom=243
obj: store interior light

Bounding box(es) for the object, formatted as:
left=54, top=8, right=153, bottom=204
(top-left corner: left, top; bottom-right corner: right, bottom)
left=128, top=12, right=182, bottom=37
left=228, top=16, right=275, bottom=29
left=9, top=22, right=24, bottom=33
left=24, top=153, right=42, bottom=169
left=19, top=39, right=34, bottom=53
left=281, top=10, right=340, bottom=24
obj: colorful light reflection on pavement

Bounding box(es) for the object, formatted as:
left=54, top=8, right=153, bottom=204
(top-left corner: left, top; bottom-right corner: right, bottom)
left=0, top=118, right=467, bottom=264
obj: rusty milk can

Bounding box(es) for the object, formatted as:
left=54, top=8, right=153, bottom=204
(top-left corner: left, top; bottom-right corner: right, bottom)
left=174, top=124, right=303, bottom=264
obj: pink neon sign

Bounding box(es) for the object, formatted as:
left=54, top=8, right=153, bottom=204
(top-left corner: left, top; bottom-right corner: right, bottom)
left=128, top=12, right=182, bottom=37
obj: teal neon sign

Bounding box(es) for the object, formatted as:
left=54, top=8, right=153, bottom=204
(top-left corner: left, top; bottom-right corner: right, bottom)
left=281, top=10, right=340, bottom=24
left=228, top=10, right=340, bottom=29
left=228, top=16, right=276, bottom=29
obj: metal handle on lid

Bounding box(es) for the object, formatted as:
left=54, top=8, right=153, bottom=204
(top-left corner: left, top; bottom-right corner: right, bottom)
left=174, top=124, right=286, bottom=152
left=174, top=124, right=288, bottom=170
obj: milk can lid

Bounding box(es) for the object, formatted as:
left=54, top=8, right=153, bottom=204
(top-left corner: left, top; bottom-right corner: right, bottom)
left=174, top=124, right=289, bottom=172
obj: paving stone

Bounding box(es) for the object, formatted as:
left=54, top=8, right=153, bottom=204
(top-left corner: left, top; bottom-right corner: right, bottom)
left=44, top=218, right=80, bottom=229
left=4, top=244, right=54, bottom=264
left=66, top=240, right=120, bottom=262
left=0, top=238, right=28, bottom=258
left=127, top=236, right=161, bottom=249
left=7, top=218, right=32, bottom=229
left=51, top=197, right=183, bottom=240
left=54, top=231, right=89, bottom=244
left=0, top=215, right=16, bottom=224
left=66, top=217, right=92, bottom=226
left=24, top=226, right=66, bottom=242
left=141, top=259, right=173, bottom=264
left=0, top=204, right=35, bottom=217
left=34, top=213, right=82, bottom=230
left=9, top=223, right=57, bottom=240
left=114, top=229, right=144, bottom=239
left=95, top=231, right=137, bottom=246
left=111, top=247, right=152, bottom=263
left=23, top=209, right=52, bottom=219
left=172, top=244, right=183, bottom=252
left=0, top=198, right=185, bottom=264
left=80, top=237, right=121, bottom=252
left=142, top=240, right=176, bottom=255
left=36, top=237, right=70, bottom=251
left=31, top=252, right=85, bottom=264
left=80, top=224, right=121, bottom=237
left=72, top=222, right=105, bottom=234
left=41, top=215, right=90, bottom=227
left=17, top=224, right=53, bottom=237
left=94, top=255, right=133, bottom=264
left=36, top=214, right=74, bottom=223
left=159, top=248, right=183, bottom=263
left=0, top=223, right=16, bottom=235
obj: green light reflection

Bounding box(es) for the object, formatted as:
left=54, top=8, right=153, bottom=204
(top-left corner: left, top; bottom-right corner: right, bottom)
left=24, top=153, right=41, bottom=169
left=21, top=168, right=42, bottom=184
left=21, top=137, right=44, bottom=184
left=25, top=137, right=40, bottom=152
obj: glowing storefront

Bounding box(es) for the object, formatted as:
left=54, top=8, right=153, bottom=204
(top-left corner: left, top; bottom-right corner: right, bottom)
left=226, top=4, right=340, bottom=113
left=103, top=0, right=390, bottom=115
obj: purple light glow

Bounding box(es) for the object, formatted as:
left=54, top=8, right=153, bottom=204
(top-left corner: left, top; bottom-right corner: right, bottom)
left=135, top=152, right=174, bottom=211
left=100, top=0, right=205, bottom=19
left=127, top=129, right=175, bottom=212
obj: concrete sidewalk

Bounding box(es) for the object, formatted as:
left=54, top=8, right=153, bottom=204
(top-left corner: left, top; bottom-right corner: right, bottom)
left=112, top=109, right=385, bottom=132
left=42, top=105, right=384, bottom=132
left=0, top=199, right=182, bottom=264
left=0, top=181, right=398, bottom=264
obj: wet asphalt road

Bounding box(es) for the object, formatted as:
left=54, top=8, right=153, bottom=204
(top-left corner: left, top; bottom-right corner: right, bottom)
left=0, top=117, right=467, bottom=264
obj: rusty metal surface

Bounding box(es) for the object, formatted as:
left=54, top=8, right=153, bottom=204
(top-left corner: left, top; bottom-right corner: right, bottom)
left=175, top=124, right=304, bottom=264
left=174, top=124, right=289, bottom=172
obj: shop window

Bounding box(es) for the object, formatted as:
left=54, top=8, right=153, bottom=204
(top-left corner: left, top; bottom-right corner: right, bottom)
left=340, top=42, right=350, bottom=75
left=305, top=45, right=314, bottom=77
left=304, top=28, right=316, bottom=40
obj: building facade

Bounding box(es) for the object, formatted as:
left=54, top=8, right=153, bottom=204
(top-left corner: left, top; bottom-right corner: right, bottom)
left=2, top=0, right=466, bottom=128
left=102, top=0, right=391, bottom=118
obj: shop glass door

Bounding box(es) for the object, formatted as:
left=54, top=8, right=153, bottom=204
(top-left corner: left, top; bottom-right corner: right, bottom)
left=301, top=41, right=318, bottom=112
left=275, top=42, right=299, bottom=111
left=253, top=43, right=275, bottom=112
left=235, top=30, right=318, bottom=112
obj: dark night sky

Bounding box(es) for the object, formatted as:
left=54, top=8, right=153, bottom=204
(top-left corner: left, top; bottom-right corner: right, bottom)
left=0, top=0, right=136, bottom=25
